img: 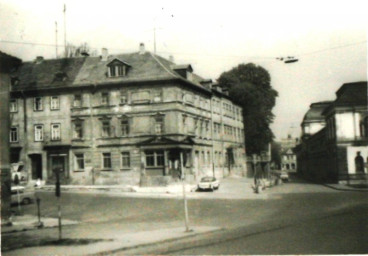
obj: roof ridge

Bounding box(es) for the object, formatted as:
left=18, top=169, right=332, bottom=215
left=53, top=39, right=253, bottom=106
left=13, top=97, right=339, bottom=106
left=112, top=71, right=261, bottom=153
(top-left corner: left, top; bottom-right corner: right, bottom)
left=149, top=52, right=179, bottom=78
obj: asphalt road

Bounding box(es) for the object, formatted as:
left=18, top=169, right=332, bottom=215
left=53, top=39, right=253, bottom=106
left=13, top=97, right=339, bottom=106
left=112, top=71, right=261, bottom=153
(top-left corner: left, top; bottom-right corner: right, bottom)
left=173, top=204, right=368, bottom=255
left=6, top=179, right=368, bottom=254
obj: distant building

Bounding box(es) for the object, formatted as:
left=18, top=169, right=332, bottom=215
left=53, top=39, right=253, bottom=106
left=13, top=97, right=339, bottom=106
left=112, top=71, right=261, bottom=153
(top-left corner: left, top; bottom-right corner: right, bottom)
left=295, top=81, right=368, bottom=184
left=280, top=134, right=298, bottom=173
left=9, top=44, right=246, bottom=186
left=301, top=101, right=333, bottom=140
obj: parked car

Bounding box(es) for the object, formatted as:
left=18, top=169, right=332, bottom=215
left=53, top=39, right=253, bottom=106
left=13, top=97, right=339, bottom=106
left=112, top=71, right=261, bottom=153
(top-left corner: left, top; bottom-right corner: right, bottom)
left=197, top=176, right=220, bottom=191
left=280, top=171, right=289, bottom=182
left=11, top=162, right=27, bottom=183
left=11, top=186, right=35, bottom=205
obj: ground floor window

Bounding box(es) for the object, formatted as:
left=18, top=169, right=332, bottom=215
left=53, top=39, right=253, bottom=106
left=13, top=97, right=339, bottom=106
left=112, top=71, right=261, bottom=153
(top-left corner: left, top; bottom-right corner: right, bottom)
left=75, top=153, right=85, bottom=170
left=102, top=153, right=112, bottom=169
left=121, top=152, right=130, bottom=168
left=146, top=150, right=164, bottom=167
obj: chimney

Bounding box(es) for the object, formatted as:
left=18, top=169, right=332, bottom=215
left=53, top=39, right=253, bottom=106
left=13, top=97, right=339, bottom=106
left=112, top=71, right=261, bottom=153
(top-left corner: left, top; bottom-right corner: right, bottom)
left=35, top=56, right=44, bottom=64
left=139, top=43, right=145, bottom=55
left=169, top=55, right=174, bottom=62
left=101, top=48, right=108, bottom=61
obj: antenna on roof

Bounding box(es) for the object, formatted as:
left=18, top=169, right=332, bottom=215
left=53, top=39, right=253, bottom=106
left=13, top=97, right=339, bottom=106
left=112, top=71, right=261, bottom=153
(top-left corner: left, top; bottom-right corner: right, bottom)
left=55, top=21, right=58, bottom=58
left=63, top=4, right=67, bottom=58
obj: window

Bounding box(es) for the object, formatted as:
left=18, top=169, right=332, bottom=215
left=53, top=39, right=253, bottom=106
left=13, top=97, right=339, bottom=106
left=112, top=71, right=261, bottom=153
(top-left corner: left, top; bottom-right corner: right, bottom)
left=120, top=117, right=129, bottom=136
left=182, top=115, right=187, bottom=133
left=153, top=91, right=162, bottom=102
left=120, top=91, right=128, bottom=104
left=73, top=122, right=83, bottom=139
left=145, top=150, right=164, bottom=167
left=102, top=153, right=112, bottom=169
left=51, top=124, right=61, bottom=140
left=34, top=125, right=44, bottom=141
left=108, top=65, right=126, bottom=77
left=101, top=120, right=111, bottom=137
left=121, top=152, right=130, bottom=168
left=10, top=127, right=18, bottom=142
left=34, top=97, right=43, bottom=111
left=73, top=94, right=82, bottom=107
left=75, top=153, right=84, bottom=170
left=101, top=92, right=109, bottom=105
left=50, top=96, right=60, bottom=110
left=154, top=115, right=164, bottom=134
left=10, top=99, right=17, bottom=112
left=360, top=117, right=368, bottom=137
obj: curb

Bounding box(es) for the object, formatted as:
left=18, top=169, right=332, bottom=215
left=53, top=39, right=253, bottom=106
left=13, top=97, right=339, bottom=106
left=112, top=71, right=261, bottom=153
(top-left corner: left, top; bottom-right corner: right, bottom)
left=322, top=183, right=368, bottom=192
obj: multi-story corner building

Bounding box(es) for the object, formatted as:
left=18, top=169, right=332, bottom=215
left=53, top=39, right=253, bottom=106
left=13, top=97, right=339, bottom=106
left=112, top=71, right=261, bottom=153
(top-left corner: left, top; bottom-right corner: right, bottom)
left=9, top=44, right=246, bottom=186
left=295, top=81, right=368, bottom=184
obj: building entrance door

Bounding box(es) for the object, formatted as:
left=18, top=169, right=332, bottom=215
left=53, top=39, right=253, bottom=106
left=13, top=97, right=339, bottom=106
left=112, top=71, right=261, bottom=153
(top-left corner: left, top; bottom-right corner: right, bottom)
left=51, top=155, right=68, bottom=178
left=29, top=154, right=42, bottom=180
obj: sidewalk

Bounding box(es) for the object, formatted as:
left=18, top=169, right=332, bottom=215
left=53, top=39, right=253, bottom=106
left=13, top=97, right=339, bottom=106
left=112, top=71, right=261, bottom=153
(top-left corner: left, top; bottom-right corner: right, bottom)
left=322, top=183, right=368, bottom=192
left=2, top=217, right=220, bottom=256
left=38, top=176, right=269, bottom=200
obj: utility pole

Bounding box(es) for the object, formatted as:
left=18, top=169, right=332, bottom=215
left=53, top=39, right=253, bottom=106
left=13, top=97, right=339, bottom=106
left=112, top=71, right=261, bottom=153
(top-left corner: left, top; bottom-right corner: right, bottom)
left=153, top=26, right=157, bottom=54
left=180, top=152, right=190, bottom=232
left=55, top=21, right=58, bottom=58
left=63, top=4, right=67, bottom=58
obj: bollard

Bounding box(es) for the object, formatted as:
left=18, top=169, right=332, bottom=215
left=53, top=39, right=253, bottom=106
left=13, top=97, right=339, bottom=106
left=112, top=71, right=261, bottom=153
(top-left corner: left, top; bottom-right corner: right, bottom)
left=36, top=197, right=44, bottom=228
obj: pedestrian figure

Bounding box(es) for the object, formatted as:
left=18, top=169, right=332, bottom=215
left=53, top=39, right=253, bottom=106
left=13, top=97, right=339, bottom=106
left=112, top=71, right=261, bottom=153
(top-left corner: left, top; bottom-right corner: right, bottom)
left=355, top=151, right=364, bottom=173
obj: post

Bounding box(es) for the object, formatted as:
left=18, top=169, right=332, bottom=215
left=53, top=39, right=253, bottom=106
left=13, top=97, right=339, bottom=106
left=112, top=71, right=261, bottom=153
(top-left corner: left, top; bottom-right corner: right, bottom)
left=180, top=152, right=190, bottom=232
left=36, top=196, right=43, bottom=227
left=55, top=169, right=62, bottom=240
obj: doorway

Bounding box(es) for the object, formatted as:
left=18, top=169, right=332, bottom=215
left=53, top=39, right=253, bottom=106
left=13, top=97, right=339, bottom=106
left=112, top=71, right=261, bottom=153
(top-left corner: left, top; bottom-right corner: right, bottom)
left=51, top=155, right=68, bottom=178
left=29, top=154, right=42, bottom=180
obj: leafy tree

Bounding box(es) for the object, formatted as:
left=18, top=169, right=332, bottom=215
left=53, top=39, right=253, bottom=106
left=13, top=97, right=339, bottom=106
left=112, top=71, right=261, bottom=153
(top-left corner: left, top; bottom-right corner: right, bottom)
left=64, top=42, right=97, bottom=58
left=271, top=141, right=282, bottom=169
left=217, top=63, right=278, bottom=154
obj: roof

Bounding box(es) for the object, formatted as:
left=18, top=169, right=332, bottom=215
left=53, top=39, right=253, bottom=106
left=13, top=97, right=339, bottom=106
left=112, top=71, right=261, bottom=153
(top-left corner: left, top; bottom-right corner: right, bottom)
left=322, top=81, right=367, bottom=115
left=12, top=57, right=87, bottom=91
left=11, top=51, right=210, bottom=94
left=334, top=81, right=367, bottom=106
left=302, top=101, right=332, bottom=123
left=0, top=51, right=22, bottom=73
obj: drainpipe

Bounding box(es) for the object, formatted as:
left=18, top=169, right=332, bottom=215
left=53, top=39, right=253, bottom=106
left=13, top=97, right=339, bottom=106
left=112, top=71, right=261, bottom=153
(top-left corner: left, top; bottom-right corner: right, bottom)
left=210, top=97, right=215, bottom=178
left=89, top=84, right=97, bottom=185
left=21, top=90, right=29, bottom=181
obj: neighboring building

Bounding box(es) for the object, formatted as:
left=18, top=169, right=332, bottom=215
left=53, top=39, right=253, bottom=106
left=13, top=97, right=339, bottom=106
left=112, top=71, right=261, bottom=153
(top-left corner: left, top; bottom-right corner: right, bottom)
left=280, top=135, right=298, bottom=173
left=295, top=82, right=368, bottom=184
left=9, top=44, right=246, bottom=186
left=1, top=51, right=22, bottom=222
left=301, top=101, right=333, bottom=140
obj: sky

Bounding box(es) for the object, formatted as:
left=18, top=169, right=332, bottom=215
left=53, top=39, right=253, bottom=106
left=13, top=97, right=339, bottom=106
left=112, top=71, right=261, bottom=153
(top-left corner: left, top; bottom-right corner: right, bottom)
left=1, top=0, right=367, bottom=139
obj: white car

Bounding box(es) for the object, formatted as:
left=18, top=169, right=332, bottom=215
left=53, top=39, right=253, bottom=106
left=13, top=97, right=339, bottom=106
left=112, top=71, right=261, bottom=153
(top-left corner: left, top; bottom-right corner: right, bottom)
left=11, top=186, right=35, bottom=205
left=280, top=171, right=289, bottom=182
left=197, top=176, right=220, bottom=191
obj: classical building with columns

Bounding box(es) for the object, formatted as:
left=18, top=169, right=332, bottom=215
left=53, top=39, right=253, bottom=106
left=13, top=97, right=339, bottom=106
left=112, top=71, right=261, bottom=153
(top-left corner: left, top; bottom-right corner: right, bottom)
left=9, top=44, right=246, bottom=186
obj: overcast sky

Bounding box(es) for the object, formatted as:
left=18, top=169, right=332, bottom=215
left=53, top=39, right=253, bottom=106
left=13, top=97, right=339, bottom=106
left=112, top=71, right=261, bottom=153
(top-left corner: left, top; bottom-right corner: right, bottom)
left=1, top=0, right=367, bottom=139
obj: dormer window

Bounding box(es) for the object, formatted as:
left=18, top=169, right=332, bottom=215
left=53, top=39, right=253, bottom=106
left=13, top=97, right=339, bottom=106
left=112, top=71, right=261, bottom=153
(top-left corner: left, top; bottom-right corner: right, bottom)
left=107, top=58, right=131, bottom=77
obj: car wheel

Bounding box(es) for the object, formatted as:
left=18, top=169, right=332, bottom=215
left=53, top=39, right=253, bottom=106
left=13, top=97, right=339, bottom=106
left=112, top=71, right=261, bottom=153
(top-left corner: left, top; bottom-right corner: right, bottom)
left=215, top=185, right=220, bottom=190
left=22, top=198, right=31, bottom=205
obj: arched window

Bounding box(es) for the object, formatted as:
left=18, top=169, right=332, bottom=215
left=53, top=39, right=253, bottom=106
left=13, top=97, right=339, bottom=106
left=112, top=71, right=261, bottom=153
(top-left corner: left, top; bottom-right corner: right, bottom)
left=286, top=164, right=290, bottom=170
left=291, top=163, right=296, bottom=169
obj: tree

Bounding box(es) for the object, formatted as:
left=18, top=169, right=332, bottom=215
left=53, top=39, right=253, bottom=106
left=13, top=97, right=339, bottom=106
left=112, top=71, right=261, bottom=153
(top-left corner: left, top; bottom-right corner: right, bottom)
left=64, top=42, right=97, bottom=58
left=217, top=63, right=278, bottom=155
left=271, top=141, right=282, bottom=169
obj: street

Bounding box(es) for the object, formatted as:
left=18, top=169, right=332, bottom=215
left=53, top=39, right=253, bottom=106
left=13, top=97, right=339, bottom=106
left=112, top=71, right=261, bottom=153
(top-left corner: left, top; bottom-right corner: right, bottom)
left=173, top=204, right=368, bottom=254
left=2, top=177, right=368, bottom=255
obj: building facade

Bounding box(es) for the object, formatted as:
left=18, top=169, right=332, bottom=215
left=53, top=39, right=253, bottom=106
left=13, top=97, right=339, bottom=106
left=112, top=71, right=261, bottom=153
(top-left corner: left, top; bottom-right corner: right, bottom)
left=280, top=135, right=298, bottom=173
left=1, top=51, right=22, bottom=222
left=295, top=82, right=368, bottom=184
left=9, top=44, right=246, bottom=186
